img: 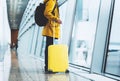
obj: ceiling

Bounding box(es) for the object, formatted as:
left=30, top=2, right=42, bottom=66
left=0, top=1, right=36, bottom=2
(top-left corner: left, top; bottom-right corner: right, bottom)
left=6, top=0, right=67, bottom=29
left=6, top=0, right=29, bottom=29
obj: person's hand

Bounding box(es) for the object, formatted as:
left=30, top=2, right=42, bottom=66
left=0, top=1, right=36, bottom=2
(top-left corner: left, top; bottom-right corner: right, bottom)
left=56, top=19, right=62, bottom=24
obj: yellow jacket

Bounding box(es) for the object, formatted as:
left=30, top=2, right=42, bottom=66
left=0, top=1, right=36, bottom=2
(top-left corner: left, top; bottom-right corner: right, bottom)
left=42, top=0, right=60, bottom=38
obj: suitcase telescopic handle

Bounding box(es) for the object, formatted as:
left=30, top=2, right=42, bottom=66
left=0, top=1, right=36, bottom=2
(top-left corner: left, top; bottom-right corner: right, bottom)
left=53, top=21, right=55, bottom=44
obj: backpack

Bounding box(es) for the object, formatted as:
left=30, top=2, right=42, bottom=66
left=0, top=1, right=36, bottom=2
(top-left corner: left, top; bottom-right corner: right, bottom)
left=34, top=1, right=56, bottom=27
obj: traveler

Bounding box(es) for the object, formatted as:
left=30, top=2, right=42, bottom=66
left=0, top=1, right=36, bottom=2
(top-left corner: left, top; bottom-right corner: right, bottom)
left=42, top=0, right=62, bottom=73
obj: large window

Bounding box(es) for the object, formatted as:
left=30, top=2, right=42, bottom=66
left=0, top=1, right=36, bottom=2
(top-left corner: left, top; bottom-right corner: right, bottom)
left=69, top=0, right=101, bottom=68
left=105, top=0, right=120, bottom=77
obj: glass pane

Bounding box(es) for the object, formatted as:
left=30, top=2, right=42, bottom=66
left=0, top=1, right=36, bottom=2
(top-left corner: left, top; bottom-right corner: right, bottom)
left=105, top=0, right=120, bottom=76
left=40, top=37, right=46, bottom=58
left=69, top=0, right=101, bottom=67
left=29, top=26, right=35, bottom=53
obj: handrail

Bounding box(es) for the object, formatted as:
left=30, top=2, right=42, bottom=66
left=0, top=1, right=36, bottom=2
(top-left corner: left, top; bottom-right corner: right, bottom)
left=58, top=0, right=68, bottom=7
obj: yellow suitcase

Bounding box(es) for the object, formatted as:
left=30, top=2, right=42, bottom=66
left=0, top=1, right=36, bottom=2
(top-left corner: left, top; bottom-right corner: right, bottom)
left=48, top=44, right=69, bottom=72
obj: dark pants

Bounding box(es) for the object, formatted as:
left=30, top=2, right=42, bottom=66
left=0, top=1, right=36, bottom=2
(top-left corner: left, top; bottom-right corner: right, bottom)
left=45, top=36, right=53, bottom=71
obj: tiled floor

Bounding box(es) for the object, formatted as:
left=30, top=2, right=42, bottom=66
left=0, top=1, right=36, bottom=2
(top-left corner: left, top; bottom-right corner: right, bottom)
left=9, top=50, right=22, bottom=81
left=9, top=50, right=118, bottom=81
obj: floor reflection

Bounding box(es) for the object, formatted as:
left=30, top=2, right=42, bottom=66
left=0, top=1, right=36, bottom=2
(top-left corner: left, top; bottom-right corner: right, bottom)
left=9, top=50, right=117, bottom=81
left=9, top=50, right=93, bottom=81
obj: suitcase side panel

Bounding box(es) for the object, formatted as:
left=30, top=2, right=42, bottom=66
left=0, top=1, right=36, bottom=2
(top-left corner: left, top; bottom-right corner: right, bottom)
left=48, top=44, right=69, bottom=72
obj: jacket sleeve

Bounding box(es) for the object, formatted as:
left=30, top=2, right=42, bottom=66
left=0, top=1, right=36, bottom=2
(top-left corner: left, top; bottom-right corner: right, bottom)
left=44, top=0, right=59, bottom=21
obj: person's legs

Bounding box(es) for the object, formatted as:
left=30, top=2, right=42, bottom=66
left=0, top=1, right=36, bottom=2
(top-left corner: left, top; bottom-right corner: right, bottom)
left=45, top=36, right=53, bottom=71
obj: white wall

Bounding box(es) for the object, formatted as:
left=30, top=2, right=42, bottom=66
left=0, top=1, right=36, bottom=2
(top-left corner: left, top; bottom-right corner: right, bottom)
left=0, top=0, right=11, bottom=81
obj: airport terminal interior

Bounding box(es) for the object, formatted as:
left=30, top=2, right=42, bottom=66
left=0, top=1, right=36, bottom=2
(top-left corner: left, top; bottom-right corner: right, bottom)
left=0, top=0, right=120, bottom=81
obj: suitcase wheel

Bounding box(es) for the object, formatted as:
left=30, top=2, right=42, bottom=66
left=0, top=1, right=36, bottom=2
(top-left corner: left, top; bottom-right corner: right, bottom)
left=65, top=70, right=69, bottom=73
